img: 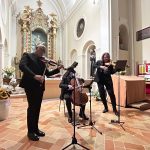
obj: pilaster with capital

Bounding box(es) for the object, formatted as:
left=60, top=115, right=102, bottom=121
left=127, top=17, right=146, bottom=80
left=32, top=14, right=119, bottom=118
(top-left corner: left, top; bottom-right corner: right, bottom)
left=0, top=44, right=3, bottom=85
left=19, top=6, right=32, bottom=53
left=48, top=13, right=58, bottom=60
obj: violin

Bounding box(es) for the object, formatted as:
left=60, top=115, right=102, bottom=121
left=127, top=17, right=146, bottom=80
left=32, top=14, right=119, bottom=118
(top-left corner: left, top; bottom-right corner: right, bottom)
left=104, top=60, right=116, bottom=67
left=40, top=56, right=58, bottom=66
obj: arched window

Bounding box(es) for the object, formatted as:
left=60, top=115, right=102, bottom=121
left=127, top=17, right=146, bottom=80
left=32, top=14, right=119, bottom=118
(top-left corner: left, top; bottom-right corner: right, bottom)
left=119, top=25, right=128, bottom=50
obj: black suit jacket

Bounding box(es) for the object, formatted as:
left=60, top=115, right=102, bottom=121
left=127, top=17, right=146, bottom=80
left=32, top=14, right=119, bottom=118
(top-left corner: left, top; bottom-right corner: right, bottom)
left=94, top=60, right=116, bottom=83
left=19, top=52, right=60, bottom=90
left=59, top=71, right=73, bottom=100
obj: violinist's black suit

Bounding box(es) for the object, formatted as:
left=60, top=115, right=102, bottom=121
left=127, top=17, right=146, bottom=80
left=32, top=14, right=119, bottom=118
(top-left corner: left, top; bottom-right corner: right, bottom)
left=94, top=60, right=117, bottom=112
left=19, top=52, right=60, bottom=133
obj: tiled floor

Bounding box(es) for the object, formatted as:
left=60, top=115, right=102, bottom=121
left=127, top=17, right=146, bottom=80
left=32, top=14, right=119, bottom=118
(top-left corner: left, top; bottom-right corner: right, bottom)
left=0, top=97, right=150, bottom=150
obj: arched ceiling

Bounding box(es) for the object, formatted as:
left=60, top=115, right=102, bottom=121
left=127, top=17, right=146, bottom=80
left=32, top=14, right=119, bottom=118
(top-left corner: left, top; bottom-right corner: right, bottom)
left=10, top=0, right=77, bottom=22
left=62, top=0, right=76, bottom=12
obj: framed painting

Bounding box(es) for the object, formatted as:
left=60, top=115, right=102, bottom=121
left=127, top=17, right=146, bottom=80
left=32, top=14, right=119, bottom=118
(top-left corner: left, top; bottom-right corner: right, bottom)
left=136, top=27, right=150, bottom=41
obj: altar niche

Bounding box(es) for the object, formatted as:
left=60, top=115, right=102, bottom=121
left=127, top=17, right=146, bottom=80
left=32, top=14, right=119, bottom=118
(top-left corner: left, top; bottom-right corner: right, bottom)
left=17, top=0, right=58, bottom=60
left=31, top=29, right=47, bottom=53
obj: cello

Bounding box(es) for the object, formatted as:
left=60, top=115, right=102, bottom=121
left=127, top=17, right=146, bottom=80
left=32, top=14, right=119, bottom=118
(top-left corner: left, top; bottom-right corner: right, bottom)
left=70, top=76, right=88, bottom=106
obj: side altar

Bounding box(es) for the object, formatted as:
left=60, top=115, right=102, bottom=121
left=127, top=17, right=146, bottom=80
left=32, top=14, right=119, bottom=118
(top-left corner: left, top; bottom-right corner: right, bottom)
left=15, top=0, right=59, bottom=79
left=10, top=1, right=62, bottom=98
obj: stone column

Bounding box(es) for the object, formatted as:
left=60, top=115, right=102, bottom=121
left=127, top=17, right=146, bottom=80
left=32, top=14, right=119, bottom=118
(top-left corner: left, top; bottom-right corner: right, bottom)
left=0, top=44, right=3, bottom=85
left=49, top=14, right=58, bottom=60
left=61, top=23, right=68, bottom=68
left=110, top=0, right=119, bottom=60
left=19, top=6, right=32, bottom=54
left=99, top=0, right=111, bottom=56
left=48, top=28, right=57, bottom=60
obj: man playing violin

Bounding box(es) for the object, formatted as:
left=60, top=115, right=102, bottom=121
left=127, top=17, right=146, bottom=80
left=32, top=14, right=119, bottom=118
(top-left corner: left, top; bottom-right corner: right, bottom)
left=19, top=44, right=63, bottom=141
left=94, top=52, right=119, bottom=116
left=59, top=63, right=89, bottom=123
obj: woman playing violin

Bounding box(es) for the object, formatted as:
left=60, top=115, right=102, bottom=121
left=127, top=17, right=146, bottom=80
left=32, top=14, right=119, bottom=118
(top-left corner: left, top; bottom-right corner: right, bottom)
left=94, top=52, right=118, bottom=116
left=59, top=66, right=89, bottom=123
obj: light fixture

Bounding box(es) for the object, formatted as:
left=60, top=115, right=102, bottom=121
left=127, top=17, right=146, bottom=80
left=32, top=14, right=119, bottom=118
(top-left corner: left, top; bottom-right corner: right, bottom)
left=93, top=0, right=95, bottom=4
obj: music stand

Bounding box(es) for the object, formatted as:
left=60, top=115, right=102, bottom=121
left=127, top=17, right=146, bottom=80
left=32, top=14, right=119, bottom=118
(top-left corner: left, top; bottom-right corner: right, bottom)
left=77, top=79, right=102, bottom=135
left=62, top=74, right=90, bottom=150
left=110, top=60, right=127, bottom=130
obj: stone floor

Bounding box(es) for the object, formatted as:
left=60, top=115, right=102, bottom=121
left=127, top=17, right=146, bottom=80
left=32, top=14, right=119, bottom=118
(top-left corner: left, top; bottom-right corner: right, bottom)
left=0, top=97, right=150, bottom=150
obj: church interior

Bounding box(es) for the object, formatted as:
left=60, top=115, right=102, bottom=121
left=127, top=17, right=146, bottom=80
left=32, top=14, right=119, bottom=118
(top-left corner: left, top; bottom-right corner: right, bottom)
left=0, top=0, right=150, bottom=149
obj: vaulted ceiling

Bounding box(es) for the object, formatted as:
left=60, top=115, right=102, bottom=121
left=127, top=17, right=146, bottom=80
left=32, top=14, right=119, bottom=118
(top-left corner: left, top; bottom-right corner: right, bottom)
left=9, top=0, right=77, bottom=22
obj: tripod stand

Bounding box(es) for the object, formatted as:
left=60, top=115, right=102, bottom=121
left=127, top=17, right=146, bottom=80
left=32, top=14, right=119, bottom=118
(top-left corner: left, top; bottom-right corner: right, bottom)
left=62, top=75, right=90, bottom=150
left=110, top=60, right=127, bottom=131
left=77, top=80, right=102, bottom=135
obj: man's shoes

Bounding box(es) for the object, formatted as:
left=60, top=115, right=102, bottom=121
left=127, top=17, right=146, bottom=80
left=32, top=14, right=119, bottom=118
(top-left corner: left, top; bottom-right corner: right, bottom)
left=68, top=117, right=72, bottom=123
left=79, top=114, right=89, bottom=120
left=35, top=130, right=45, bottom=137
left=83, top=114, right=89, bottom=120
left=27, top=133, right=39, bottom=141
left=113, top=110, right=119, bottom=116
left=102, top=108, right=109, bottom=113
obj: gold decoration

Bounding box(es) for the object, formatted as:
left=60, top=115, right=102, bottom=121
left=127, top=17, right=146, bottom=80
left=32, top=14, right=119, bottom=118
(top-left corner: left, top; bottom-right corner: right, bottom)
left=48, top=13, right=58, bottom=60
left=18, top=2, right=58, bottom=60
left=18, top=6, right=32, bottom=53
left=19, top=6, right=32, bottom=32
left=0, top=88, right=10, bottom=100
left=30, top=7, right=49, bottom=33
left=14, top=54, right=21, bottom=79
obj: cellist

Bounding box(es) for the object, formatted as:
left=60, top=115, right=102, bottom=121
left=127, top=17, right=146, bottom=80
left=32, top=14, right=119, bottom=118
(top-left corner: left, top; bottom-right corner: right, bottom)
left=59, top=63, right=89, bottom=123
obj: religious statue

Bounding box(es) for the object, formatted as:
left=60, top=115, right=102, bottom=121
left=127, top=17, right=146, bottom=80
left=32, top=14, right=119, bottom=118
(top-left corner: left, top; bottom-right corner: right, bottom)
left=119, top=31, right=125, bottom=50
left=14, top=54, right=21, bottom=79
left=50, top=13, right=58, bottom=29
left=90, top=49, right=96, bottom=77
left=19, top=6, right=32, bottom=31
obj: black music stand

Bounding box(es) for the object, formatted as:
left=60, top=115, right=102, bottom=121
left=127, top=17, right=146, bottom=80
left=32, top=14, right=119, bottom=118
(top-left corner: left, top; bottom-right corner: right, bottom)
left=77, top=79, right=102, bottom=135
left=62, top=74, right=90, bottom=150
left=110, top=60, right=127, bottom=130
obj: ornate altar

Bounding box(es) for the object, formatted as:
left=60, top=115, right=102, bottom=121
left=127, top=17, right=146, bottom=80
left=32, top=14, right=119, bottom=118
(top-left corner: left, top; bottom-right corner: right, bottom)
left=18, top=0, right=58, bottom=60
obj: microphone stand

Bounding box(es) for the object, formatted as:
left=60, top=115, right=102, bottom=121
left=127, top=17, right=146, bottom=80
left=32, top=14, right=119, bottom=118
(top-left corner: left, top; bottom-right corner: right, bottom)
left=62, top=73, right=90, bottom=150
left=77, top=79, right=102, bottom=135
left=110, top=71, right=125, bottom=130
left=109, top=58, right=127, bottom=131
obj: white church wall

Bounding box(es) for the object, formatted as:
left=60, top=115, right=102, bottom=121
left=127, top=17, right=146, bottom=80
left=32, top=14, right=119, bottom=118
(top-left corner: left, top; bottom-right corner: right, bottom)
left=0, top=0, right=10, bottom=68
left=110, top=0, right=119, bottom=61
left=99, top=0, right=110, bottom=57
left=0, top=0, right=8, bottom=44
left=66, top=0, right=101, bottom=78
left=118, top=0, right=130, bottom=66
left=133, top=0, right=150, bottom=63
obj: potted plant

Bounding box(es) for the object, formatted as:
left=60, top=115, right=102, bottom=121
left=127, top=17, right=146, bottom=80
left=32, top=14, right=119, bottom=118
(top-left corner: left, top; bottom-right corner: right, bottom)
left=93, top=89, right=108, bottom=101
left=93, top=90, right=101, bottom=101
left=2, top=66, right=15, bottom=84
left=0, top=87, right=11, bottom=121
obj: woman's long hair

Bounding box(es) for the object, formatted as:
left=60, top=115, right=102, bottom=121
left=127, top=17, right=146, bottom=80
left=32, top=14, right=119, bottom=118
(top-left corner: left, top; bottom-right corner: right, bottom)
left=101, top=52, right=110, bottom=65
